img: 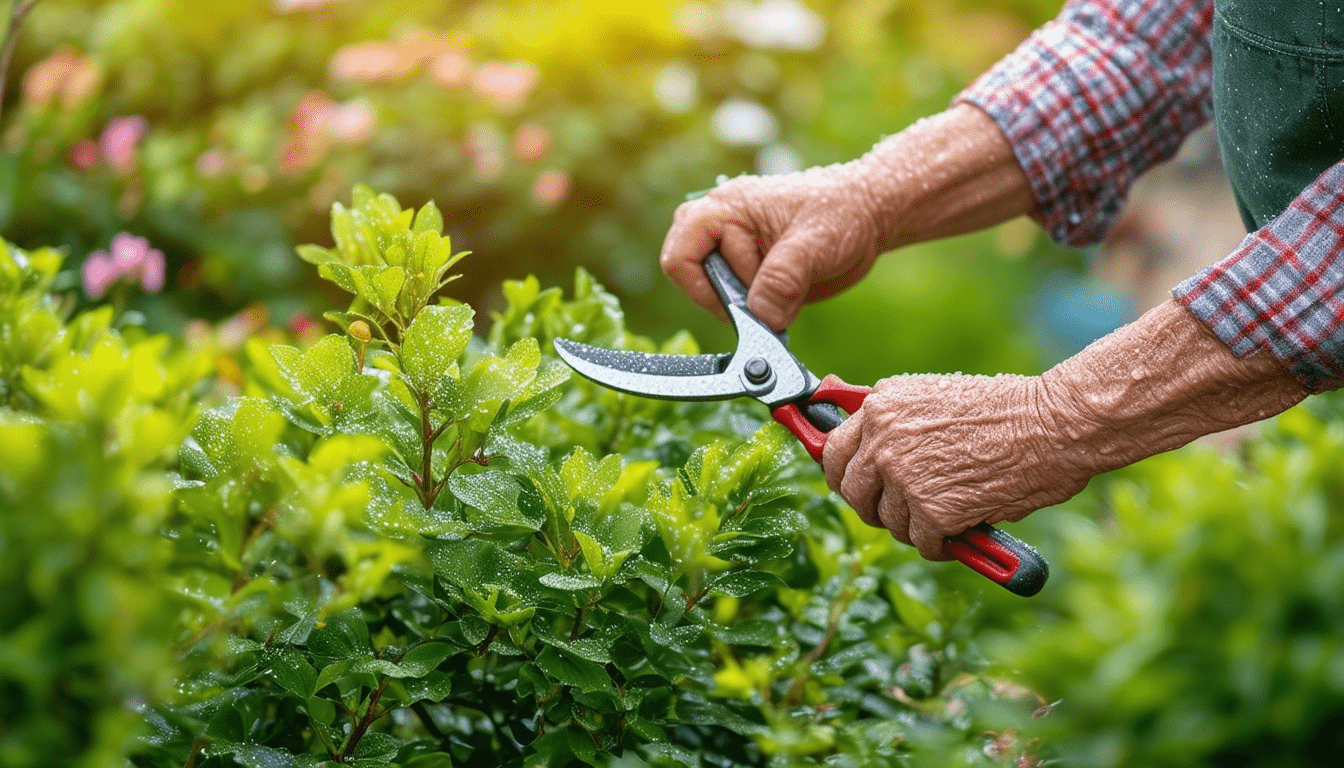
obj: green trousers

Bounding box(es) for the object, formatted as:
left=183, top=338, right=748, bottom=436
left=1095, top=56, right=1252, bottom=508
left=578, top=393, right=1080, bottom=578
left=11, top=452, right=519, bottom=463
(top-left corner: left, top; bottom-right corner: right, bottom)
left=1214, top=0, right=1344, bottom=230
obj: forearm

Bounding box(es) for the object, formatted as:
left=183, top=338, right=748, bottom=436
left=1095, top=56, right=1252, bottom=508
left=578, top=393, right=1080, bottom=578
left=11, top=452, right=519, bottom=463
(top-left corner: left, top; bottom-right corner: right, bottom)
left=854, top=103, right=1039, bottom=252
left=1041, top=300, right=1307, bottom=475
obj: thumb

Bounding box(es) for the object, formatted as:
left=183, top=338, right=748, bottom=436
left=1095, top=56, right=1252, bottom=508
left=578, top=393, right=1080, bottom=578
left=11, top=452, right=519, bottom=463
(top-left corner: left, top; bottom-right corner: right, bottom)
left=746, top=232, right=814, bottom=331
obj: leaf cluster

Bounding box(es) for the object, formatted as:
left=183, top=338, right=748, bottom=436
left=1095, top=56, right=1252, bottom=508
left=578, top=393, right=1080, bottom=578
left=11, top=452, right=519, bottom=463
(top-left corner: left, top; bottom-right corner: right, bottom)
left=140, top=188, right=1039, bottom=768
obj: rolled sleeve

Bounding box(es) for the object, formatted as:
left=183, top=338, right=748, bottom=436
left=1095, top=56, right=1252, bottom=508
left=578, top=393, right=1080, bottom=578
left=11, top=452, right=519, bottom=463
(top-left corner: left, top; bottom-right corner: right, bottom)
left=1175, top=161, right=1344, bottom=393
left=955, top=0, right=1213, bottom=246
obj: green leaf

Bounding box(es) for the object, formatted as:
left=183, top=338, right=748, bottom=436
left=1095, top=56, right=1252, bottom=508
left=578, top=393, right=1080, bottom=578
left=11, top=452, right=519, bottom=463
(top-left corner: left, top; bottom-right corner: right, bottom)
left=708, top=570, right=782, bottom=598
left=539, top=572, right=602, bottom=591
left=267, top=650, right=317, bottom=700
left=534, top=645, right=612, bottom=693
left=297, top=244, right=337, bottom=265
left=448, top=470, right=543, bottom=530
left=401, top=304, right=474, bottom=405
left=404, top=754, right=454, bottom=768
left=412, top=200, right=444, bottom=236
left=353, top=732, right=402, bottom=762
left=402, top=670, right=454, bottom=704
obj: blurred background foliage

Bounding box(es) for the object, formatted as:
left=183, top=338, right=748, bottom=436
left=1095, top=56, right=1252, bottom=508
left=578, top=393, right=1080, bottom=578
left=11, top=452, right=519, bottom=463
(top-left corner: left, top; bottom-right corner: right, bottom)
left=9, top=1, right=1344, bottom=767
left=1, top=0, right=1072, bottom=379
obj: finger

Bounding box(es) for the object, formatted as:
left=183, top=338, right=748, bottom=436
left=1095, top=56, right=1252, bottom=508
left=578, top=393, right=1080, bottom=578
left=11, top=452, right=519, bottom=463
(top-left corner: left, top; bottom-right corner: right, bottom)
left=719, top=222, right=763, bottom=289
left=908, top=512, right=952, bottom=562
left=875, top=480, right=913, bottom=547
left=821, top=409, right=862, bottom=495
left=660, top=200, right=731, bottom=322
left=837, top=451, right=884, bottom=529
left=746, top=229, right=818, bottom=331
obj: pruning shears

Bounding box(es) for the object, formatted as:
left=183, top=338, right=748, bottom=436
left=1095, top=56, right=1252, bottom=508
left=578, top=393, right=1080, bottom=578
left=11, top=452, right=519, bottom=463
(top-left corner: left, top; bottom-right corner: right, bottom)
left=554, top=252, right=1048, bottom=597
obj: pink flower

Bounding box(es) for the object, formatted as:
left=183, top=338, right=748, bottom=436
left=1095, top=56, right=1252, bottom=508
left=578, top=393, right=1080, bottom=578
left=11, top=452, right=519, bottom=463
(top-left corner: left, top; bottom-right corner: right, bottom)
left=273, top=0, right=345, bottom=11
left=429, top=52, right=472, bottom=88
left=512, top=122, right=551, bottom=165
left=195, top=147, right=229, bottom=178
left=81, top=251, right=117, bottom=300
left=327, top=99, right=376, bottom=144
left=328, top=41, right=415, bottom=83
left=81, top=232, right=167, bottom=299
left=99, top=116, right=148, bottom=174
left=471, top=61, right=539, bottom=112
left=531, top=169, right=571, bottom=206
left=22, top=47, right=101, bottom=110
left=70, top=138, right=99, bottom=170
left=291, top=91, right=337, bottom=136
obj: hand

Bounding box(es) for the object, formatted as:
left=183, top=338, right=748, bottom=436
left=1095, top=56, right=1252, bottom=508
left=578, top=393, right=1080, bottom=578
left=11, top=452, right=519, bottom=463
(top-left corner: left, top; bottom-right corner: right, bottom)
left=660, top=163, right=885, bottom=331
left=659, top=104, right=1041, bottom=331
left=819, top=301, right=1309, bottom=561
left=821, top=373, right=1089, bottom=560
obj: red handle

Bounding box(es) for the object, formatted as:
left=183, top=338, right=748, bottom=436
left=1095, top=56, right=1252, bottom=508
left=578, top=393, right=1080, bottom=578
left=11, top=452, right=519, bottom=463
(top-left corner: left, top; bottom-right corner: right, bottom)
left=771, top=374, right=1048, bottom=597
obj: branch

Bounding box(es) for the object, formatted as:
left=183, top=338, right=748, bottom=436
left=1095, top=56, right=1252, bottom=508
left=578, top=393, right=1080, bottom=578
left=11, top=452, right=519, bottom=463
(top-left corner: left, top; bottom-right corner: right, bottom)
left=0, top=0, right=40, bottom=125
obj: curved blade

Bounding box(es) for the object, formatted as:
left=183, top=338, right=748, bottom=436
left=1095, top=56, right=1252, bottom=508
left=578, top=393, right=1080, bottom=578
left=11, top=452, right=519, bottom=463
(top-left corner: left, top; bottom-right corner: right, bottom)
left=555, top=338, right=746, bottom=401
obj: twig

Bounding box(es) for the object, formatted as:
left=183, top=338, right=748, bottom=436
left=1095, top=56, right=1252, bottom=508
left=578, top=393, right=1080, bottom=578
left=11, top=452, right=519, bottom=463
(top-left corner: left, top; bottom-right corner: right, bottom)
left=0, top=1, right=40, bottom=125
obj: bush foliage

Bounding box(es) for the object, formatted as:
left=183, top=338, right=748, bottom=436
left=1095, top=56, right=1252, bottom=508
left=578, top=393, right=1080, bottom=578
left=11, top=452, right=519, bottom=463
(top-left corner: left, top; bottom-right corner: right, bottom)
left=2, top=188, right=1045, bottom=768
left=9, top=2, right=1344, bottom=767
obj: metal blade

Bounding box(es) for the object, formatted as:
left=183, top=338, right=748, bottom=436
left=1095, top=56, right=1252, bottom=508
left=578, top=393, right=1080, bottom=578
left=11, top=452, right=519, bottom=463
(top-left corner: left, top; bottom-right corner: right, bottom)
left=550, top=340, right=731, bottom=378
left=554, top=338, right=747, bottom=401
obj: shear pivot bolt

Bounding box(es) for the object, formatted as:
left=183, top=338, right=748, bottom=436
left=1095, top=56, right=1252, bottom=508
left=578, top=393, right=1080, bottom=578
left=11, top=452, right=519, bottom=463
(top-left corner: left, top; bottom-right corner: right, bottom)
left=744, top=357, right=771, bottom=384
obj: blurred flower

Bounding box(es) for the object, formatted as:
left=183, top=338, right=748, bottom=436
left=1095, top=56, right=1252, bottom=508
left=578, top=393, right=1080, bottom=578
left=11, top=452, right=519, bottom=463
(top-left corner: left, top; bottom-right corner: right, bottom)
left=755, top=142, right=801, bottom=175
left=195, top=147, right=229, bottom=178
left=711, top=99, right=778, bottom=146
left=218, top=305, right=269, bottom=350
left=327, top=99, right=376, bottom=143
left=430, top=51, right=472, bottom=88
left=654, top=61, right=698, bottom=113
left=395, top=29, right=467, bottom=66
left=291, top=91, right=337, bottom=134
left=81, top=232, right=166, bottom=299
left=281, top=92, right=376, bottom=174
left=512, top=122, right=552, bottom=165
left=465, top=123, right=505, bottom=182
left=273, top=0, right=347, bottom=11
left=723, top=0, right=825, bottom=51
left=531, top=169, right=571, bottom=206
left=471, top=61, right=539, bottom=112
left=287, top=310, right=322, bottom=342
left=22, top=47, right=101, bottom=110
left=99, top=115, right=149, bottom=174
left=329, top=41, right=416, bottom=83
left=69, top=139, right=99, bottom=171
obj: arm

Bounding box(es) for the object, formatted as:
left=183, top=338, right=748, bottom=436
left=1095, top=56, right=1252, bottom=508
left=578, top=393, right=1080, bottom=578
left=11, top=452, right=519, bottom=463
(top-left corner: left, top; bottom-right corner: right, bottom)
left=822, top=301, right=1306, bottom=560
left=662, top=0, right=1215, bottom=330
left=957, top=0, right=1215, bottom=246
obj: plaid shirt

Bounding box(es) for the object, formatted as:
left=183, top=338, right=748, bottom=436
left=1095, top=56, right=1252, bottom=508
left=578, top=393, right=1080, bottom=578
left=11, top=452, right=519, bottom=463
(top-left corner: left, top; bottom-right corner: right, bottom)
left=955, top=0, right=1344, bottom=392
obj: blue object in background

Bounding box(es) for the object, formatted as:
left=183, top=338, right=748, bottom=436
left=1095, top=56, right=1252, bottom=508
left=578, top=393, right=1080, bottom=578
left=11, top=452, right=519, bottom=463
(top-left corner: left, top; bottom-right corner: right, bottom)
left=1030, top=270, right=1136, bottom=362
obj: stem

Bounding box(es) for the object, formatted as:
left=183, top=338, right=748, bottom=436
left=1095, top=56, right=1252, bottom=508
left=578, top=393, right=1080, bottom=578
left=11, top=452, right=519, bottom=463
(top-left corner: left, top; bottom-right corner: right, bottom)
left=339, top=680, right=389, bottom=761
left=0, top=0, right=39, bottom=126
left=783, top=571, right=858, bottom=707
left=417, top=392, right=437, bottom=509
left=570, top=605, right=584, bottom=642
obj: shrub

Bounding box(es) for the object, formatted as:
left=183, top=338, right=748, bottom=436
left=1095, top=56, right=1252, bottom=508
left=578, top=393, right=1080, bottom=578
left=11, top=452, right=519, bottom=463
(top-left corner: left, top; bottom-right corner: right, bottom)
left=0, top=240, right=213, bottom=768
left=981, top=396, right=1344, bottom=768
left=109, top=186, right=1040, bottom=767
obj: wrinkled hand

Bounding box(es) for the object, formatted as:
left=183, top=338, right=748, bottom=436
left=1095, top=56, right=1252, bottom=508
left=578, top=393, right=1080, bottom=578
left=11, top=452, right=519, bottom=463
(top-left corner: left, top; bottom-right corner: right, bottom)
left=660, top=164, right=885, bottom=331
left=821, top=373, right=1090, bottom=560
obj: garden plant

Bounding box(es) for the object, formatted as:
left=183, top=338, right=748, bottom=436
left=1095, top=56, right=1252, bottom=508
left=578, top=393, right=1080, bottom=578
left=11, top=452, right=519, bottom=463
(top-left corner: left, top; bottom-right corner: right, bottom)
left=9, top=2, right=1344, bottom=768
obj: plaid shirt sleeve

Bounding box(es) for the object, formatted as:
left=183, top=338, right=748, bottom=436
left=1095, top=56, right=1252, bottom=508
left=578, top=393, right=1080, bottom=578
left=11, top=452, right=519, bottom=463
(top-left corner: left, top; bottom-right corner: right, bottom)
left=953, top=0, right=1214, bottom=247
left=1174, top=164, right=1344, bottom=393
